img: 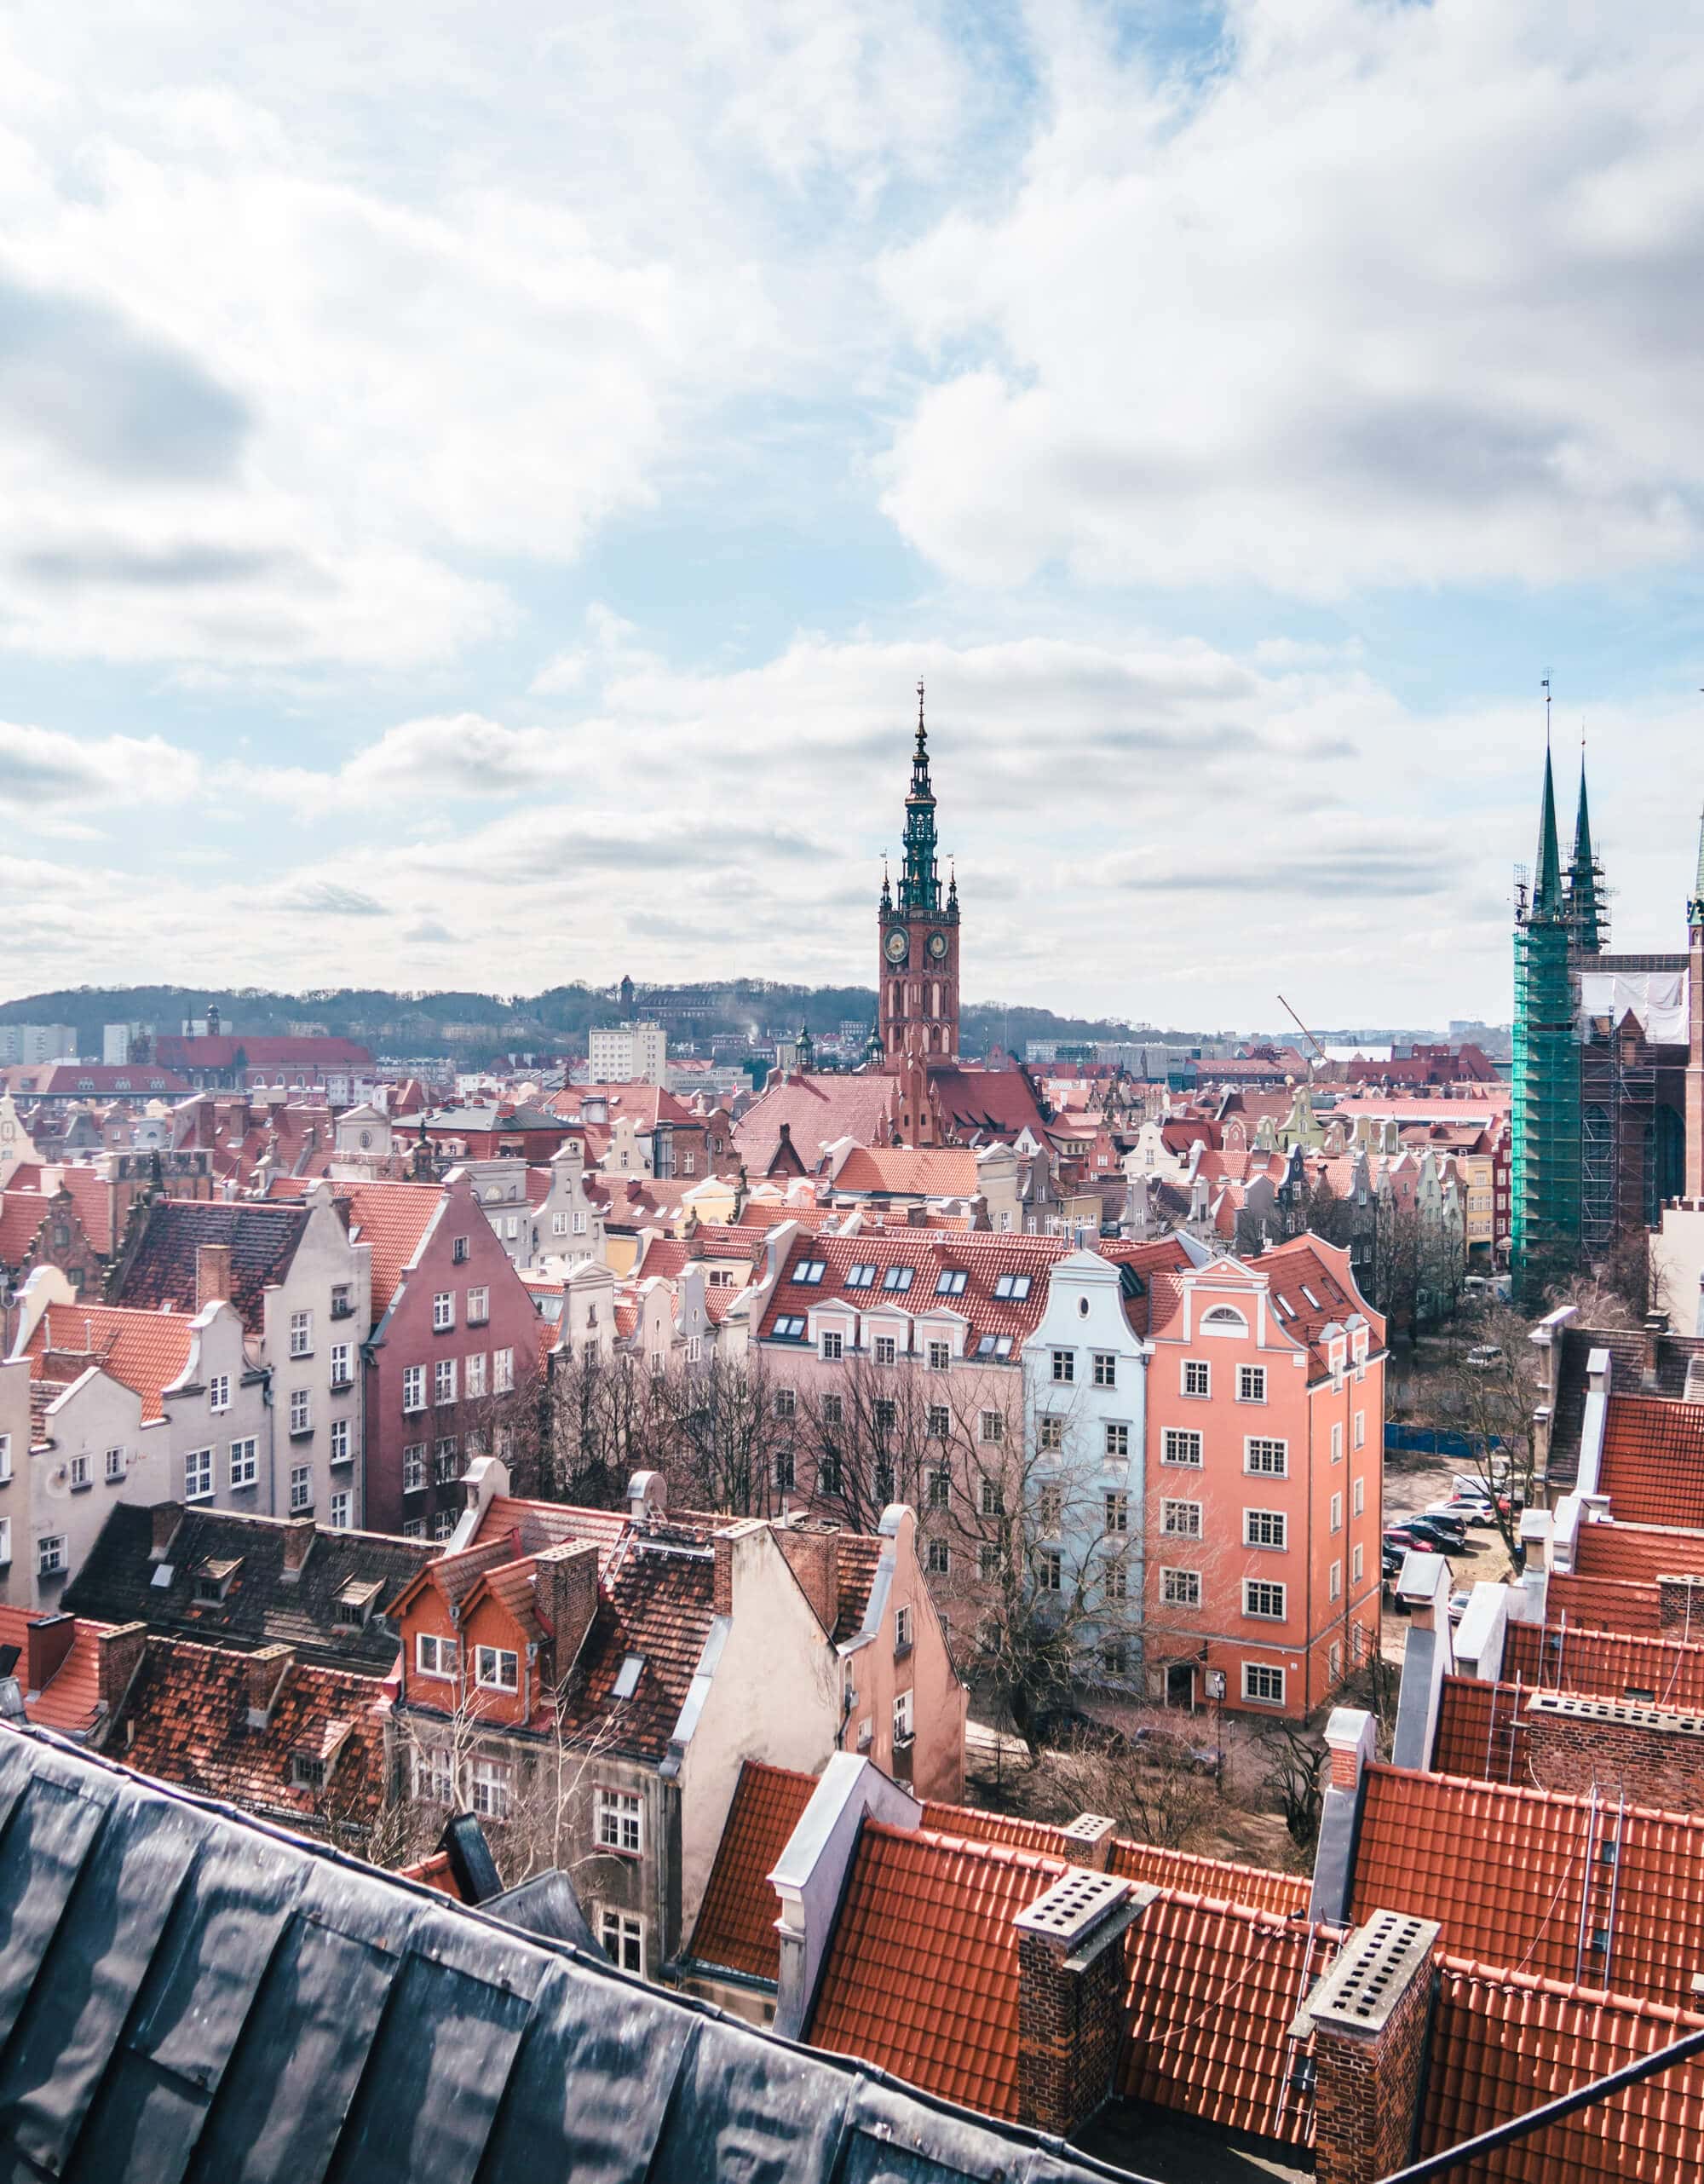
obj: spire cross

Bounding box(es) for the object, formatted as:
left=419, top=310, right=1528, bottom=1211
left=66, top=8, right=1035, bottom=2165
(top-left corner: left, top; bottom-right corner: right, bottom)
left=917, top=678, right=926, bottom=741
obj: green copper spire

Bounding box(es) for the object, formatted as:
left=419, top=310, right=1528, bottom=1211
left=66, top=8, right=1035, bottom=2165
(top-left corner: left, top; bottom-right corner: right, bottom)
left=1567, top=755, right=1603, bottom=954
left=1532, top=742, right=1564, bottom=922
left=900, top=679, right=941, bottom=915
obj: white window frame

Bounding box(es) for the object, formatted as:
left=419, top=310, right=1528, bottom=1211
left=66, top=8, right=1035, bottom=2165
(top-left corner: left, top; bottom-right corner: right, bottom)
left=1163, top=1427, right=1203, bottom=1467
left=290, top=1466, right=311, bottom=1513
left=432, top=1291, right=454, bottom=1332
left=1329, top=1558, right=1343, bottom=1601
left=892, top=1688, right=914, bottom=1743
left=1104, top=1421, right=1129, bottom=1461
left=330, top=1490, right=351, bottom=1530
left=37, top=1534, right=66, bottom=1579
left=1160, top=1565, right=1200, bottom=1608
left=104, top=1444, right=126, bottom=1483
left=1329, top=1490, right=1343, bottom=1533
left=467, top=1286, right=490, bottom=1325
left=600, top=1908, right=644, bottom=1975
left=404, top=1443, right=426, bottom=1493
left=208, top=1374, right=231, bottom=1413
left=1353, top=1475, right=1366, bottom=1517
left=820, top=1329, right=843, bottom=1361
left=1242, top=1662, right=1286, bottom=1705
left=1244, top=1436, right=1288, bottom=1477
left=1244, top=1508, right=1287, bottom=1551
left=493, top=1347, right=515, bottom=1394
left=1161, top=1499, right=1201, bottom=1538
left=289, top=1311, right=313, bottom=1358
left=289, top=1389, right=311, bottom=1435
left=229, top=1438, right=257, bottom=1489
left=1352, top=1541, right=1365, bottom=1582
left=413, top=1745, right=454, bottom=1802
left=402, top=1364, right=426, bottom=1412
left=435, top=1357, right=458, bottom=1406
left=329, top=1418, right=351, bottom=1464
left=185, top=1448, right=214, bottom=1502
left=330, top=1342, right=353, bottom=1386
left=416, top=1634, right=459, bottom=1679
left=1243, top=1577, right=1287, bottom=1621
left=475, top=1645, right=519, bottom=1692
left=596, top=1786, right=643, bottom=1856
left=1051, top=1349, right=1075, bottom=1384
left=472, top=1757, right=513, bottom=1820
left=1236, top=1363, right=1266, bottom=1403
left=1182, top=1359, right=1210, bottom=1397
left=465, top=1352, right=487, bottom=1400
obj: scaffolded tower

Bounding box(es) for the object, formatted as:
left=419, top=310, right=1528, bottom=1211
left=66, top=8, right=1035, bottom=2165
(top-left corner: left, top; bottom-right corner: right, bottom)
left=1512, top=745, right=1581, bottom=1299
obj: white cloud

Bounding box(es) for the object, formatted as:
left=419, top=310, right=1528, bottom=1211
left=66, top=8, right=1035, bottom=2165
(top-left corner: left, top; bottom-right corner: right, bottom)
left=880, top=0, right=1704, bottom=596
left=0, top=717, right=200, bottom=804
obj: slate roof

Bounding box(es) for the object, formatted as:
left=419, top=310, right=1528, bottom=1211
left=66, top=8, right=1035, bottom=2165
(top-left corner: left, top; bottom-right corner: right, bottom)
left=1599, top=1393, right=1704, bottom=1528
left=114, top=1636, right=387, bottom=1828
left=112, top=1197, right=311, bottom=1331
left=1351, top=1762, right=1704, bottom=2009
left=62, top=1504, right=435, bottom=1672
left=0, top=1724, right=1130, bottom=2184
left=23, top=1302, right=197, bottom=1423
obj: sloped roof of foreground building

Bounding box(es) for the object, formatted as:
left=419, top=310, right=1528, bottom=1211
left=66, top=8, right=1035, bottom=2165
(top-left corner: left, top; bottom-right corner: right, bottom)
left=0, top=1723, right=1148, bottom=2184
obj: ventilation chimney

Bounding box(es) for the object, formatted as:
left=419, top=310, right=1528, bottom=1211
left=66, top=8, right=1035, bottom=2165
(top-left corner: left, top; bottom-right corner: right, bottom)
left=150, top=1502, right=183, bottom=1561
left=627, top=1469, right=666, bottom=1525
left=279, top=1518, right=316, bottom=1583
left=26, top=1614, right=77, bottom=1696
left=1293, top=1909, right=1440, bottom=2184
left=196, top=1242, right=233, bottom=1311
left=1013, top=1870, right=1149, bottom=2137
left=775, top=1524, right=840, bottom=1634
left=1057, top=1812, right=1117, bottom=1871
left=95, top=1622, right=149, bottom=1718
left=532, top=1541, right=600, bottom=1673
left=245, top=1644, right=293, bottom=1730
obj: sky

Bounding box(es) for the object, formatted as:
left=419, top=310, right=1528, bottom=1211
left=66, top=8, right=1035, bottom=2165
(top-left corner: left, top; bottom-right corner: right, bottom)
left=3, top=0, right=1703, bottom=1030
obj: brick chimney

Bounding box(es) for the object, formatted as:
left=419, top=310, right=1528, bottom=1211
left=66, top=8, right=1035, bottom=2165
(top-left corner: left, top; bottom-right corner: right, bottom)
left=1659, top=1574, right=1704, bottom=1632
left=279, top=1518, right=316, bottom=1584
left=245, top=1644, right=293, bottom=1730
left=1057, top=1812, right=1117, bottom=1871
left=196, top=1242, right=233, bottom=1311
left=150, top=1502, right=184, bottom=1560
left=1296, top=1909, right=1440, bottom=2184
left=775, top=1524, right=840, bottom=1634
left=713, top=1532, right=733, bottom=1616
left=532, top=1541, right=600, bottom=1674
left=96, top=1622, right=149, bottom=1716
left=26, top=1614, right=77, bottom=1695
left=1013, top=1870, right=1148, bottom=2138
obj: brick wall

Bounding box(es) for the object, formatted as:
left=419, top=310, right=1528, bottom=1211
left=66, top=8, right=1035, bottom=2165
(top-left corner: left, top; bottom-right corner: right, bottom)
left=1015, top=1922, right=1127, bottom=2137
left=1310, top=1958, right=1433, bottom=2184
left=1523, top=1704, right=1704, bottom=1810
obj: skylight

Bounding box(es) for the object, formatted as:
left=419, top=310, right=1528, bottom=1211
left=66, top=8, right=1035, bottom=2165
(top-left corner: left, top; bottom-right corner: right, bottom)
left=883, top=1266, right=914, bottom=1292
left=612, top=1656, right=644, bottom=1700
left=793, top=1259, right=826, bottom=1285
left=993, top=1273, right=1032, bottom=1300
left=935, top=1270, right=967, bottom=1296
left=846, top=1264, right=877, bottom=1288
left=774, top=1314, right=807, bottom=1339
left=1300, top=1285, right=1321, bottom=1309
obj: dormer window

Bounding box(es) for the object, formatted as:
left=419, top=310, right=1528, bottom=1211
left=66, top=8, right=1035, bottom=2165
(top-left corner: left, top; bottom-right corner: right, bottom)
left=193, top=1557, right=241, bottom=1603
left=291, top=1752, right=327, bottom=1790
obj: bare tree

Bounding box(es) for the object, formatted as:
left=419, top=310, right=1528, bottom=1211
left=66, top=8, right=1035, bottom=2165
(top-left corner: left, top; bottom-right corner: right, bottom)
left=655, top=1347, right=787, bottom=1516
left=1415, top=1301, right=1544, bottom=1558
left=1050, top=1728, right=1222, bottom=1853
left=1257, top=1714, right=1326, bottom=1851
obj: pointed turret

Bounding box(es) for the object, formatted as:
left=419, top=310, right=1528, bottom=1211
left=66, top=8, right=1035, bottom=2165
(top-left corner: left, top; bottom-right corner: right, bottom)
left=1566, top=757, right=1604, bottom=954
left=900, top=679, right=940, bottom=914
left=1530, top=745, right=1565, bottom=923
left=1691, top=802, right=1704, bottom=928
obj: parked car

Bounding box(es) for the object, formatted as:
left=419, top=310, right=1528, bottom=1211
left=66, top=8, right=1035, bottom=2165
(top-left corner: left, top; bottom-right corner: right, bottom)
left=1448, top=1589, right=1472, bottom=1622
left=1465, top=1345, right=1504, bottom=1371
left=1404, top=1514, right=1468, bottom=1550
left=1383, top=1526, right=1439, bottom=1553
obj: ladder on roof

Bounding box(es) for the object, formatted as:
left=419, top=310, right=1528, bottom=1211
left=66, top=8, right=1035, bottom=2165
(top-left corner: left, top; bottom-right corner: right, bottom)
left=1272, top=1918, right=1330, bottom=2133
left=1571, top=1785, right=1626, bottom=1990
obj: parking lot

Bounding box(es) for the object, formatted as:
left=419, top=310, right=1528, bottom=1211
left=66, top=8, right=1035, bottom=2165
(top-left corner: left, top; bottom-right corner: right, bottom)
left=1380, top=1445, right=1517, bottom=1660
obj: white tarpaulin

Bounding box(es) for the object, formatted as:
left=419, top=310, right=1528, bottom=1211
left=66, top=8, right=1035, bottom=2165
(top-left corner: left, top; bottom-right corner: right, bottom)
left=1578, top=970, right=1690, bottom=1046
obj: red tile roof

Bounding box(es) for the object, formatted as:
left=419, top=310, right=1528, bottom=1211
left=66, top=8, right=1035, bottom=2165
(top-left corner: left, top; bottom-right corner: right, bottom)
left=558, top=1540, right=718, bottom=1760
left=24, top=1301, right=197, bottom=1421
left=757, top=1230, right=1071, bottom=1350
left=0, top=1607, right=109, bottom=1732
left=928, top=1067, right=1048, bottom=1144
left=50, top=1165, right=118, bottom=1253
left=1431, top=1674, right=1522, bottom=1784
left=0, top=1191, right=47, bottom=1265
left=1546, top=1572, right=1663, bottom=1635
left=338, top=1178, right=440, bottom=1316
left=1505, top=1617, right=1704, bottom=1709
left=1248, top=1232, right=1384, bottom=1371
left=688, top=1760, right=817, bottom=1981
left=1108, top=1836, right=1313, bottom=1918
left=919, top=1802, right=1075, bottom=1858
left=1352, top=1764, right=1704, bottom=2009
left=1574, top=1520, right=1704, bottom=1585
left=833, top=1147, right=980, bottom=1198
left=733, top=1075, right=901, bottom=1176
left=1599, top=1395, right=1704, bottom=1528
left=1421, top=1956, right=1704, bottom=2184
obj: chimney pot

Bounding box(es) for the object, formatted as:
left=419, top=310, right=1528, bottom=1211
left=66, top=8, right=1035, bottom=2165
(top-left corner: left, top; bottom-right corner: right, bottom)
left=196, top=1242, right=233, bottom=1311
left=532, top=1541, right=601, bottom=1674
left=1295, top=1909, right=1440, bottom=2184
left=1013, top=1871, right=1149, bottom=2137
left=244, top=1644, right=293, bottom=1730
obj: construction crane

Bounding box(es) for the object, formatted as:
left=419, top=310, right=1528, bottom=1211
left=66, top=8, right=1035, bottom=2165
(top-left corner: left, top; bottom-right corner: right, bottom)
left=1276, top=994, right=1331, bottom=1080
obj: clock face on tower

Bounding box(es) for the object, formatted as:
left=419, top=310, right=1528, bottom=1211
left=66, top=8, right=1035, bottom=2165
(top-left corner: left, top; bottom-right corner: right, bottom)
left=927, top=931, right=948, bottom=960
left=885, top=927, right=909, bottom=964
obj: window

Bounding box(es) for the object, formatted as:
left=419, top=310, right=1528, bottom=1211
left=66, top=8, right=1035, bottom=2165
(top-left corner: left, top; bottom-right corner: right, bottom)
left=1329, top=1491, right=1342, bottom=1534
left=927, top=1403, right=950, bottom=1438
left=935, top=1269, right=967, bottom=1296
left=476, top=1646, right=519, bottom=1691
left=1163, top=1428, right=1203, bottom=1467
left=1329, top=1559, right=1342, bottom=1601
left=290, top=1311, right=312, bottom=1358
left=882, top=1266, right=914, bottom=1293
left=875, top=1461, right=895, bottom=1500
left=452, top=1235, right=469, bottom=1265
left=980, top=1409, right=1004, bottom=1445
left=331, top=1283, right=354, bottom=1320
left=600, top=1910, right=644, bottom=1975
left=794, top=1259, right=826, bottom=1286
left=466, top=1427, right=491, bottom=1459
left=69, top=1453, right=89, bottom=1490
left=846, top=1263, right=878, bottom=1289
left=435, top=1436, right=460, bottom=1483
left=0, top=1434, right=9, bottom=1483
left=1352, top=1475, right=1366, bottom=1518
left=980, top=1477, right=1002, bottom=1518
left=979, top=1543, right=999, bottom=1581
left=927, top=1339, right=951, bottom=1371
left=404, top=1519, right=426, bottom=1539
left=105, top=1444, right=126, bottom=1483
left=290, top=1467, right=311, bottom=1513
left=774, top=1314, right=807, bottom=1340
left=927, top=1536, right=951, bottom=1575
left=465, top=1352, right=487, bottom=1399
left=821, top=1393, right=843, bottom=1429
left=552, top=1211, right=569, bottom=1236
left=1243, top=1662, right=1285, bottom=1705
left=1352, top=1542, right=1365, bottom=1582
left=1104, top=1490, right=1129, bottom=1534
left=993, top=1273, right=1031, bottom=1300
left=873, top=1335, right=897, bottom=1366
left=229, top=1438, right=257, bottom=1489
left=1245, top=1437, right=1288, bottom=1477
left=1245, top=1509, right=1287, bottom=1550
left=413, top=1746, right=454, bottom=1802
left=895, top=1605, right=913, bottom=1653
left=467, top=1286, right=490, bottom=1325
left=596, top=1787, right=643, bottom=1855
left=1092, top=1352, right=1116, bottom=1389
left=208, top=1374, right=230, bottom=1412
left=1102, top=1637, right=1130, bottom=1676
left=1183, top=1359, right=1210, bottom=1397
left=493, top=1348, right=514, bottom=1394
left=1354, top=1409, right=1366, bottom=1449
left=1104, top=1421, right=1129, bottom=1461
left=35, top=1532, right=66, bottom=1579
left=330, top=1490, right=351, bottom=1530
left=432, top=1507, right=458, bottom=1541
left=1039, top=1483, right=1062, bottom=1534
left=1103, top=1556, right=1128, bottom=1602
left=472, top=1759, right=513, bottom=1820
left=774, top=1387, right=797, bottom=1419
left=329, top=1342, right=352, bottom=1387
left=433, top=1291, right=454, bottom=1332
left=929, top=1467, right=951, bottom=1508
left=1237, top=1364, right=1266, bottom=1403
left=404, top=1444, right=426, bottom=1493
left=893, top=1689, right=914, bottom=1743
left=774, top=1449, right=795, bottom=1491
left=1037, top=1415, right=1064, bottom=1455
left=818, top=1449, right=843, bottom=1493
left=320, top=1419, right=348, bottom=1470
left=435, top=1358, right=458, bottom=1405
left=874, top=1398, right=896, bottom=1433
left=1160, top=1565, right=1200, bottom=1607
left=1331, top=1421, right=1344, bottom=1463
left=975, top=1333, right=1014, bottom=1359
left=185, top=1448, right=214, bottom=1501
left=820, top=1330, right=843, bottom=1361
left=1243, top=1578, right=1287, bottom=1620
left=1051, top=1349, right=1075, bottom=1384
left=1161, top=1498, right=1201, bottom=1538
left=573, top=1212, right=589, bottom=1236
left=402, top=1365, right=425, bottom=1412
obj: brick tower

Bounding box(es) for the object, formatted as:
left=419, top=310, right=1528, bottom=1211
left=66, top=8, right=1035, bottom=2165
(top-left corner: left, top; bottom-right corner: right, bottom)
left=878, top=683, right=960, bottom=1069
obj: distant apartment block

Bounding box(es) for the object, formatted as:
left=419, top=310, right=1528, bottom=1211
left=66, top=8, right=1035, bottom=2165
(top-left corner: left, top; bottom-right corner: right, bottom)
left=0, top=1025, right=78, bottom=1065
left=589, top=1021, right=666, bottom=1085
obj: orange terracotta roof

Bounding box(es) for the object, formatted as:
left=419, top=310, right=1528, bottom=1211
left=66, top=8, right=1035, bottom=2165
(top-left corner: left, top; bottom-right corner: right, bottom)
left=338, top=1178, right=440, bottom=1317
left=467, top=1497, right=627, bottom=1572
left=0, top=1191, right=48, bottom=1265
left=688, top=1760, right=818, bottom=1982
left=1431, top=1674, right=1522, bottom=1784
left=24, top=1301, right=197, bottom=1422
left=0, top=1607, right=109, bottom=1732
left=733, top=1075, right=901, bottom=1176
left=557, top=1541, right=717, bottom=1760
left=1247, top=1232, right=1383, bottom=1371
left=833, top=1147, right=980, bottom=1198
left=397, top=1848, right=464, bottom=1899
left=1599, top=1395, right=1704, bottom=1528
left=1574, top=1520, right=1704, bottom=1585
left=1352, top=1764, right=1704, bottom=2009
left=919, top=1802, right=1074, bottom=1858
left=757, top=1230, right=1071, bottom=1351
left=1505, top=1617, right=1704, bottom=1709
left=1108, top=1836, right=1312, bottom=1918
left=1546, top=1572, right=1663, bottom=1635
left=1421, top=1956, right=1704, bottom=2184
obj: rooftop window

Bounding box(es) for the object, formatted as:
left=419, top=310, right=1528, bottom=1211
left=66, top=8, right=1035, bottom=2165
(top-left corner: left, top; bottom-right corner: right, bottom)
left=993, top=1272, right=1031, bottom=1300
left=774, top=1313, right=808, bottom=1340
left=975, top=1333, right=1013, bottom=1359
left=882, top=1265, right=914, bottom=1293
left=846, top=1264, right=878, bottom=1288
left=792, top=1259, right=826, bottom=1285
left=935, top=1269, right=967, bottom=1296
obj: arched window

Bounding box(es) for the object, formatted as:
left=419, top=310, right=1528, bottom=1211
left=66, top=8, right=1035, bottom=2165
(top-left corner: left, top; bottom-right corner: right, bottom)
left=1200, top=1303, right=1248, bottom=1337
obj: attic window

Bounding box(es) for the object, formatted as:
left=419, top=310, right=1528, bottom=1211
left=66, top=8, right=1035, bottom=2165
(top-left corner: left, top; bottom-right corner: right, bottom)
left=1300, top=1285, right=1321, bottom=1309
left=846, top=1263, right=878, bottom=1288
left=193, top=1559, right=241, bottom=1602
left=612, top=1655, right=644, bottom=1701
left=774, top=1314, right=807, bottom=1340
left=291, top=1752, right=327, bottom=1790
left=336, top=1581, right=383, bottom=1629
left=1273, top=1294, right=1297, bottom=1320
left=793, top=1259, right=826, bottom=1286
left=976, top=1334, right=1013, bottom=1359
left=882, top=1266, right=914, bottom=1293
left=935, top=1270, right=967, bottom=1296
left=993, top=1273, right=1031, bottom=1300
left=151, top=1564, right=175, bottom=1588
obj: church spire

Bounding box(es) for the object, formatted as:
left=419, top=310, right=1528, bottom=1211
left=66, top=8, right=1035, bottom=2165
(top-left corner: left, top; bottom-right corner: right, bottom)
left=1567, top=744, right=1604, bottom=954
left=1529, top=723, right=1564, bottom=925
left=900, top=678, right=940, bottom=913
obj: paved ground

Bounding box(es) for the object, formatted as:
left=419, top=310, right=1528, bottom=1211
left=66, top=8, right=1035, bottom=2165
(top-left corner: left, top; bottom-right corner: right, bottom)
left=1379, top=1445, right=1516, bottom=1662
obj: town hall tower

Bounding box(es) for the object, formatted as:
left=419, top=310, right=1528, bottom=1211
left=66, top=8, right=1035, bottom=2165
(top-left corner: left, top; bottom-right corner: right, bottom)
left=878, top=685, right=960, bottom=1067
